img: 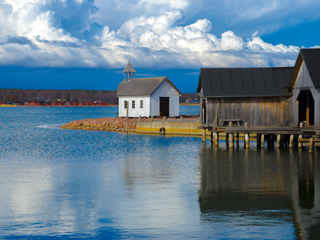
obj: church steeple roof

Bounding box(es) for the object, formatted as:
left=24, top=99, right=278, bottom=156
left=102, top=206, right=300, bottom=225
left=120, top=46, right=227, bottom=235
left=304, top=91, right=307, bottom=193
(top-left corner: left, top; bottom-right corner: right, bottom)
left=123, top=61, right=136, bottom=73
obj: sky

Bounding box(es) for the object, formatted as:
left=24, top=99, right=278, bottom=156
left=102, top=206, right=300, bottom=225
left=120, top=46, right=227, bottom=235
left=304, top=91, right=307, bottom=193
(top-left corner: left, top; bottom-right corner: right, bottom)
left=0, top=0, right=320, bottom=93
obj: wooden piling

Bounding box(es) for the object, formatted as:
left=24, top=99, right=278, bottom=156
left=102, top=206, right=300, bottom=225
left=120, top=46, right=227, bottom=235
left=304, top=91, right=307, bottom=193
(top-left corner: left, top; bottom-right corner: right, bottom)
left=261, top=134, right=265, bottom=148
left=298, top=135, right=303, bottom=148
left=245, top=133, right=249, bottom=148
left=202, top=129, right=206, bottom=142
left=226, top=133, right=229, bottom=146
left=236, top=133, right=239, bottom=148
left=228, top=122, right=232, bottom=147
left=210, top=132, right=213, bottom=144
left=298, top=123, right=303, bottom=148
left=289, top=135, right=294, bottom=148
left=215, top=132, right=219, bottom=146
left=309, top=138, right=314, bottom=152
left=230, top=133, right=234, bottom=148
left=276, top=134, right=281, bottom=148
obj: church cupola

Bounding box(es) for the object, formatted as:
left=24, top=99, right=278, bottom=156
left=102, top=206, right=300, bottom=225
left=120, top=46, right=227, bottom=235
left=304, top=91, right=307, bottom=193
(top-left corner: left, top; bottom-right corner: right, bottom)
left=123, top=60, right=136, bottom=81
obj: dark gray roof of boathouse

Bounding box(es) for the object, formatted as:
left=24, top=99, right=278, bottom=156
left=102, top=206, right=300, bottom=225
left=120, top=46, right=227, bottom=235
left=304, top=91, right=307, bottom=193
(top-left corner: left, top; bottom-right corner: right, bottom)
left=288, top=48, right=320, bottom=90
left=197, top=67, right=294, bottom=98
left=116, top=77, right=182, bottom=96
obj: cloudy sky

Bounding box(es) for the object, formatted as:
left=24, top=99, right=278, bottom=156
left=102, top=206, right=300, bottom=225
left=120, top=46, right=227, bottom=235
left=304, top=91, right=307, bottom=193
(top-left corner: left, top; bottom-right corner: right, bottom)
left=1, top=0, right=320, bottom=92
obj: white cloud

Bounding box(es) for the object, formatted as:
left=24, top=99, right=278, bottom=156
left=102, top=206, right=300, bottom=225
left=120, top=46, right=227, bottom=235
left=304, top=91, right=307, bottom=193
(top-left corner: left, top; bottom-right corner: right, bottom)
left=0, top=0, right=308, bottom=69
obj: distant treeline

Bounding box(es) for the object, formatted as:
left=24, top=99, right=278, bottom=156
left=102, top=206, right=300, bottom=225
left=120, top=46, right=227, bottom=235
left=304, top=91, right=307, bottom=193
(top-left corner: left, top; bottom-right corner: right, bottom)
left=0, top=88, right=199, bottom=104
left=0, top=89, right=118, bottom=104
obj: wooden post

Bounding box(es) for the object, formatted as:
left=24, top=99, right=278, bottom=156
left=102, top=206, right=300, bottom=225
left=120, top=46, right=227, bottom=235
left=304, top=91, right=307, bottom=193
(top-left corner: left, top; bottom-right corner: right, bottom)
left=210, top=132, right=213, bottom=144
left=244, top=122, right=249, bottom=148
left=180, top=116, right=183, bottom=122
left=236, top=133, right=239, bottom=148
left=309, top=137, right=314, bottom=152
left=261, top=134, right=265, bottom=148
left=298, top=122, right=303, bottom=148
left=276, top=134, right=281, bottom=148
left=230, top=133, right=234, bottom=148
left=298, top=135, right=303, bottom=148
left=215, top=132, right=219, bottom=146
left=138, top=116, right=141, bottom=121
left=202, top=129, right=206, bottom=142
left=163, top=116, right=166, bottom=122
left=289, top=135, right=294, bottom=148
left=226, top=133, right=229, bottom=146
left=151, top=116, right=154, bottom=122
left=245, top=133, right=249, bottom=148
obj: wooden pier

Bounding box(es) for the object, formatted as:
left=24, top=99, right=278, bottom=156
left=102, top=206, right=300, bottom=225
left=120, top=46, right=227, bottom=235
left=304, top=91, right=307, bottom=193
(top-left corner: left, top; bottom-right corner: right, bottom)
left=204, top=122, right=320, bottom=152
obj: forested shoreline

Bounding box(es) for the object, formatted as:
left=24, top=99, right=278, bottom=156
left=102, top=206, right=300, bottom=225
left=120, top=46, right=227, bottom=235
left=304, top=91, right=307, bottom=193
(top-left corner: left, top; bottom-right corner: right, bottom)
left=0, top=89, right=199, bottom=105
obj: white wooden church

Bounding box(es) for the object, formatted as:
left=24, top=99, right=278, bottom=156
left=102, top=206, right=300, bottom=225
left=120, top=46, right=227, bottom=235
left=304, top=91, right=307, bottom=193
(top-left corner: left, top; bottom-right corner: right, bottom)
left=116, top=62, right=181, bottom=118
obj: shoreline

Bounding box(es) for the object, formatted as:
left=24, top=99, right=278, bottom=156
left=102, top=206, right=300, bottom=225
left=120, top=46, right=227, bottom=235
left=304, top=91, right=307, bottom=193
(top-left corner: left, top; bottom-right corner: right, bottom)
left=60, top=116, right=201, bottom=134
left=0, top=105, right=118, bottom=107
left=0, top=104, right=199, bottom=107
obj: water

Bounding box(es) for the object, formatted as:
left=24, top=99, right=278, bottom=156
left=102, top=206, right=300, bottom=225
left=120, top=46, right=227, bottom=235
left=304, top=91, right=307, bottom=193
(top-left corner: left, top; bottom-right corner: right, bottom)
left=0, top=106, right=319, bottom=239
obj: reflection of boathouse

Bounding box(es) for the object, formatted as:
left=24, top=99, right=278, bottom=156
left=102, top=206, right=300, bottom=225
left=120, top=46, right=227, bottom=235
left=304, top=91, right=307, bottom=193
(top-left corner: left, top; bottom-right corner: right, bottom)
left=197, top=48, right=320, bottom=149
left=198, top=146, right=320, bottom=239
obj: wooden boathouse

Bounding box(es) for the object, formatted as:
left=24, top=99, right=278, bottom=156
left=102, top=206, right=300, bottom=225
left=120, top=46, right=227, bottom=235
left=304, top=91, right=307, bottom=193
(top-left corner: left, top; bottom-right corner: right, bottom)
left=197, top=48, right=320, bottom=151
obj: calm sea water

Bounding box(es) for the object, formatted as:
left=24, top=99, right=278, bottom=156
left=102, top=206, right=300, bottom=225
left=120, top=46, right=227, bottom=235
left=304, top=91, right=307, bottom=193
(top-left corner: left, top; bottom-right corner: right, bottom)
left=0, top=106, right=319, bottom=239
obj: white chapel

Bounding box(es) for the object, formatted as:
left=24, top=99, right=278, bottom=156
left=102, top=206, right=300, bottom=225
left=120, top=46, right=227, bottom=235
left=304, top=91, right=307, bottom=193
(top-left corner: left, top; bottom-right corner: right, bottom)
left=116, top=62, right=181, bottom=118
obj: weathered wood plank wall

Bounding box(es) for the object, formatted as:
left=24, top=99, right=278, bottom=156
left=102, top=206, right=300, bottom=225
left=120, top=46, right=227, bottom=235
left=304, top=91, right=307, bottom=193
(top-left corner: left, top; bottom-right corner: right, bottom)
left=204, top=96, right=293, bottom=128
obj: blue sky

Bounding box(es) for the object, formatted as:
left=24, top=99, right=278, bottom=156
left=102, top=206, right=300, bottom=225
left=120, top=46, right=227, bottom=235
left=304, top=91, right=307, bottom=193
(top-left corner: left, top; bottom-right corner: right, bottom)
left=0, top=0, right=320, bottom=93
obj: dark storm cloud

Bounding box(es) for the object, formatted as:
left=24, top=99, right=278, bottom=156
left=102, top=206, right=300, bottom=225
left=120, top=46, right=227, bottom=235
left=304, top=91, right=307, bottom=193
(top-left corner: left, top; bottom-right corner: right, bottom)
left=2, top=36, right=39, bottom=50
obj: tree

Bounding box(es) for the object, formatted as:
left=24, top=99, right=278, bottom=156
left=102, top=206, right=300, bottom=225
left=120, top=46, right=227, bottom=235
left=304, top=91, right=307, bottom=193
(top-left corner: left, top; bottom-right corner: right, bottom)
left=66, top=93, right=70, bottom=101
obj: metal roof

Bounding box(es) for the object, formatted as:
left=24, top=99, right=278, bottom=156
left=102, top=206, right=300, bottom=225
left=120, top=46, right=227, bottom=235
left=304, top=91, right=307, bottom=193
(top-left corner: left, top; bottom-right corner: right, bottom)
left=288, top=48, right=320, bottom=90
left=116, top=77, right=182, bottom=96
left=197, top=67, right=293, bottom=98
left=123, top=62, right=136, bottom=73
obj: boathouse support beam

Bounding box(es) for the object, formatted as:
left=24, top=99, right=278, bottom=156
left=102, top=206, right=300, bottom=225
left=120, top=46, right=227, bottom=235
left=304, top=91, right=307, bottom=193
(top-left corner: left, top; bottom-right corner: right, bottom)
left=215, top=132, right=219, bottom=146
left=245, top=134, right=249, bottom=148
left=298, top=135, right=303, bottom=148
left=230, top=134, right=234, bottom=148
left=202, top=129, right=206, bottom=142
left=261, top=134, right=265, bottom=148
left=309, top=138, right=314, bottom=152
left=289, top=135, right=294, bottom=148
left=276, top=135, right=281, bottom=148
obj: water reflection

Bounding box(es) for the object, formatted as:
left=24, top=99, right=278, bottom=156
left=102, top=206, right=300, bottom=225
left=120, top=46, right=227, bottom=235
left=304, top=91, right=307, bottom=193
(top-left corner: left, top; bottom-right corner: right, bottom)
left=198, top=144, right=320, bottom=239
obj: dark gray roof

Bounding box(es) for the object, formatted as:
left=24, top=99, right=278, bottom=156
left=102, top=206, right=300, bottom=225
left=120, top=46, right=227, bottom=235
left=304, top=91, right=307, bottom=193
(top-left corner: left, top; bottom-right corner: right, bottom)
left=117, top=77, right=182, bottom=96
left=123, top=62, right=136, bottom=73
left=288, top=48, right=320, bottom=90
left=197, top=67, right=293, bottom=98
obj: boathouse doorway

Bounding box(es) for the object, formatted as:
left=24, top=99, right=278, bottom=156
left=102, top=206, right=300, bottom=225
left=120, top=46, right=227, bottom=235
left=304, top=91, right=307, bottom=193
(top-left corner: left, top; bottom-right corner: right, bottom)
left=202, top=99, right=206, bottom=124
left=160, top=97, right=169, bottom=117
left=298, top=90, right=314, bottom=126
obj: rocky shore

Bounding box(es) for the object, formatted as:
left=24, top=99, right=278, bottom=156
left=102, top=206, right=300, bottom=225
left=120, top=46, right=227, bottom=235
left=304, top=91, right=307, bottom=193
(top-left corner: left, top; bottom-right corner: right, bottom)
left=60, top=115, right=201, bottom=134
left=60, top=118, right=140, bottom=132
